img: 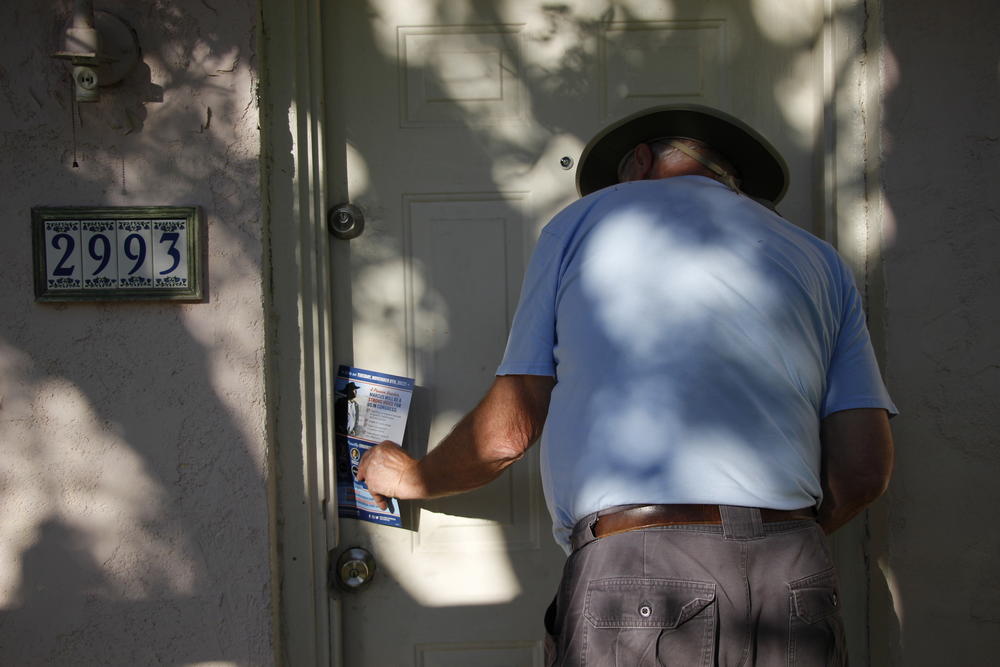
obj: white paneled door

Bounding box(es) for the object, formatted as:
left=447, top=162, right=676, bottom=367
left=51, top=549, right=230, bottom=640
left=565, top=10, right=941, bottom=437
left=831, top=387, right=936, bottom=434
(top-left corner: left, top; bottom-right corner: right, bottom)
left=325, top=2, right=827, bottom=664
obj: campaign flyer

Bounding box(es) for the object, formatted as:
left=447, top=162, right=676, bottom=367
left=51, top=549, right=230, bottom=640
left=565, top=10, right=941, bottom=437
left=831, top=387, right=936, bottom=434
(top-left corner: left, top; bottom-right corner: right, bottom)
left=334, top=365, right=415, bottom=527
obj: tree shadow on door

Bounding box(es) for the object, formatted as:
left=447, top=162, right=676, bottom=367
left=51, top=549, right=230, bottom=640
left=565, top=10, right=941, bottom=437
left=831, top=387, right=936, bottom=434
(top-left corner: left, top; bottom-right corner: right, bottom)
left=323, top=0, right=900, bottom=664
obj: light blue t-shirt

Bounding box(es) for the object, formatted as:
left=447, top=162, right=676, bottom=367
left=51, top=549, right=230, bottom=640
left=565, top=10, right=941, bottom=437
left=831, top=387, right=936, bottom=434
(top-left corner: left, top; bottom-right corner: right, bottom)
left=497, top=176, right=897, bottom=551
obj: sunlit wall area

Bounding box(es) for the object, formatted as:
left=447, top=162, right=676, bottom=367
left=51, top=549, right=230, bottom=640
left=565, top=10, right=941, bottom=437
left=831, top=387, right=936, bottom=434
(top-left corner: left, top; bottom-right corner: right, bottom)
left=0, top=1, right=272, bottom=665
left=880, top=0, right=1000, bottom=664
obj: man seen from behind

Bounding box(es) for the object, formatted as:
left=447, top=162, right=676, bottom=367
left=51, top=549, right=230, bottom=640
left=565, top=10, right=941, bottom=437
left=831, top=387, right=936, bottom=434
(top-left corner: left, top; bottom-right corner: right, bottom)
left=359, top=104, right=896, bottom=666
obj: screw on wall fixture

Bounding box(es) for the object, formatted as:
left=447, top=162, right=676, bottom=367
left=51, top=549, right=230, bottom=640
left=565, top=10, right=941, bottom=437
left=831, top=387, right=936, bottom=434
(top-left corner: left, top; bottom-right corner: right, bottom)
left=560, top=156, right=574, bottom=170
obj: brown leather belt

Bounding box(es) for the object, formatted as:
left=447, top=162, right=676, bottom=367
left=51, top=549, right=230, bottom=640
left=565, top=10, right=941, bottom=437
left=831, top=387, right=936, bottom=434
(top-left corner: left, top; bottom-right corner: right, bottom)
left=591, top=504, right=817, bottom=540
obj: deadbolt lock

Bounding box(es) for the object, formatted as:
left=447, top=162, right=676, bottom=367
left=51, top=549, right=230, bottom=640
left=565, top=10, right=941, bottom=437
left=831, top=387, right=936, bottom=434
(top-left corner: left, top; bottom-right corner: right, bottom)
left=333, top=546, right=376, bottom=592
left=328, top=202, right=365, bottom=240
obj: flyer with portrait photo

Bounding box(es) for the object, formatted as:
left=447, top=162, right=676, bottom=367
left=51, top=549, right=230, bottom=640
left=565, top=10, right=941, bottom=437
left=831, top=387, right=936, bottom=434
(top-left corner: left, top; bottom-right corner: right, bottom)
left=334, top=365, right=415, bottom=527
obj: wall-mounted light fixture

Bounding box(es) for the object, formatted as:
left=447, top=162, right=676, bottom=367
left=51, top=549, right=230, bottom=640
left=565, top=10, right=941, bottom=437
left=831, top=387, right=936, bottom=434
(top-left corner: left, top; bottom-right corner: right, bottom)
left=52, top=0, right=139, bottom=103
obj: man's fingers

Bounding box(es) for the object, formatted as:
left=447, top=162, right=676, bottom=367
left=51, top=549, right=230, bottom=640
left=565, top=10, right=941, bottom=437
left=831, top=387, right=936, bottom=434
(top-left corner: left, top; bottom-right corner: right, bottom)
left=370, top=493, right=389, bottom=510
left=355, top=453, right=369, bottom=481
left=357, top=441, right=394, bottom=474
left=357, top=441, right=409, bottom=505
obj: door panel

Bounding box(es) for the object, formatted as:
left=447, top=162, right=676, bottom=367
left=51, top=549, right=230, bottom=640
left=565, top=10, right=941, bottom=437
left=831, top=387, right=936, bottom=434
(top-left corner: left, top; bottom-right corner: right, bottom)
left=600, top=19, right=728, bottom=119
left=399, top=26, right=527, bottom=127
left=325, top=2, right=825, bottom=664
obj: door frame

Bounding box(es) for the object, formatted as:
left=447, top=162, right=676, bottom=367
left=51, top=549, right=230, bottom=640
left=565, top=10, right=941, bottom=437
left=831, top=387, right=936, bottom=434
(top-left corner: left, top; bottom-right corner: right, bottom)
left=261, top=0, right=342, bottom=664
left=259, top=1, right=890, bottom=664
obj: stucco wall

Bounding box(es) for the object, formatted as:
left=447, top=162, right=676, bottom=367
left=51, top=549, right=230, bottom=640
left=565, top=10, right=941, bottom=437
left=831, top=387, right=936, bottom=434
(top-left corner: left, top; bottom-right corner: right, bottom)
left=0, top=1, right=272, bottom=665
left=881, top=0, right=1000, bottom=664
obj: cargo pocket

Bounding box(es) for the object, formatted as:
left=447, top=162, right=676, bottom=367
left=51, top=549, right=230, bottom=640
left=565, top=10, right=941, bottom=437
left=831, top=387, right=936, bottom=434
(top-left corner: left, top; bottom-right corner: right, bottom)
left=582, top=577, right=716, bottom=667
left=788, top=569, right=847, bottom=666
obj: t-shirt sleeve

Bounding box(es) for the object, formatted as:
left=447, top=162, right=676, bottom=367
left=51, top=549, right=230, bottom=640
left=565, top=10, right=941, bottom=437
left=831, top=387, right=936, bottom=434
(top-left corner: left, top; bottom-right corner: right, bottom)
left=821, top=261, right=898, bottom=418
left=496, top=229, right=562, bottom=377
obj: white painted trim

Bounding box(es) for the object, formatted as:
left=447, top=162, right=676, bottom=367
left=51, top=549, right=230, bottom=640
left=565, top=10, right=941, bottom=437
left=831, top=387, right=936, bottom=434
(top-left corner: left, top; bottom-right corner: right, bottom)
left=823, top=4, right=867, bottom=663
left=856, top=2, right=897, bottom=663
left=261, top=0, right=340, bottom=664
left=825, top=1, right=892, bottom=665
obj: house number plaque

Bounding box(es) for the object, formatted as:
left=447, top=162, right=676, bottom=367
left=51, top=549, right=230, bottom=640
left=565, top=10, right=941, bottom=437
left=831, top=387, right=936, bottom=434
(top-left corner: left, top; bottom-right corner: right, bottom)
left=32, top=206, right=203, bottom=302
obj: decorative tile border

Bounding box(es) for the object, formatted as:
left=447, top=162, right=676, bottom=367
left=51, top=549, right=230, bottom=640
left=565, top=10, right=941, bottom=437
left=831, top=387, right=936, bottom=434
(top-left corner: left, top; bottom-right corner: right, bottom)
left=32, top=207, right=203, bottom=302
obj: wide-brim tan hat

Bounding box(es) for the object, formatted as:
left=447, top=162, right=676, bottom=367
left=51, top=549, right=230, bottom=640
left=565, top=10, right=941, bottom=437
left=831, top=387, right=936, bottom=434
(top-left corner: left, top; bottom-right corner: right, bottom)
left=576, top=104, right=789, bottom=203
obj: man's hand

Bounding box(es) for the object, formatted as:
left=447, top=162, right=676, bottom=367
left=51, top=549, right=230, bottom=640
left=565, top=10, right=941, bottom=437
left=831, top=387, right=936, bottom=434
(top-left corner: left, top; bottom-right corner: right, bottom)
left=356, top=441, right=420, bottom=510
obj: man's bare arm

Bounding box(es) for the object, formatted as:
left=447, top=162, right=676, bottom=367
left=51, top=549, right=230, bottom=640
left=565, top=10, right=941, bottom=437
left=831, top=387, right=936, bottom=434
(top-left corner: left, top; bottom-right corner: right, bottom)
left=817, top=407, right=894, bottom=534
left=357, top=374, right=555, bottom=509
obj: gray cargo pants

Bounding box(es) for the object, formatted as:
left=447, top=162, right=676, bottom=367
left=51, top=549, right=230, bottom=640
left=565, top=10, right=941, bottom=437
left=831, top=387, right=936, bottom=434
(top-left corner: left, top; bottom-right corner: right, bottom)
left=544, top=506, right=846, bottom=666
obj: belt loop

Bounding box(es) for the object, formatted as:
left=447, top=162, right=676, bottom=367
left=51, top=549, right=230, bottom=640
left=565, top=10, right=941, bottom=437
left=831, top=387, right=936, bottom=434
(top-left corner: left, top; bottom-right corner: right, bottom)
left=720, top=505, right=764, bottom=540
left=570, top=512, right=601, bottom=552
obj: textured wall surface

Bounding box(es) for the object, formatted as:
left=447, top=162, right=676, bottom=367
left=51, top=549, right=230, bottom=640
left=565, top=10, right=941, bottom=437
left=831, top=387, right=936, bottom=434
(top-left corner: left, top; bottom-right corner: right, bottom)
left=0, top=1, right=272, bottom=664
left=881, top=0, right=1000, bottom=664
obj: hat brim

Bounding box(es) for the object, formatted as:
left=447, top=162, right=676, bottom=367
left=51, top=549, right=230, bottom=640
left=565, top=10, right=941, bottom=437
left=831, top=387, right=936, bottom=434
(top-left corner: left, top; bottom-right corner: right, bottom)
left=576, top=104, right=789, bottom=204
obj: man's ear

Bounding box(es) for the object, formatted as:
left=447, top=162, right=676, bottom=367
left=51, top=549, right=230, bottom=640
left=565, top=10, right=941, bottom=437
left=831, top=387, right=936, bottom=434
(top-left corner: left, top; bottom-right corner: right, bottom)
left=630, top=143, right=654, bottom=180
